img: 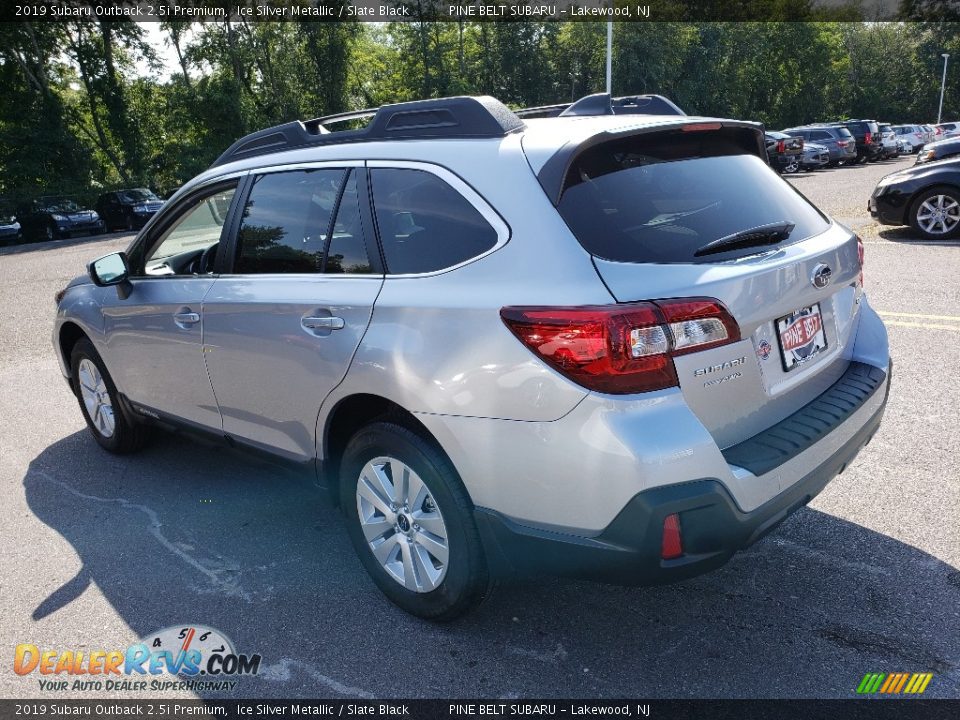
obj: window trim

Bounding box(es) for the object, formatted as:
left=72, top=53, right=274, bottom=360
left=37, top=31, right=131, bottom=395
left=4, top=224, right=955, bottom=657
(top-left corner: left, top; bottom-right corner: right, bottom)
left=365, top=160, right=511, bottom=278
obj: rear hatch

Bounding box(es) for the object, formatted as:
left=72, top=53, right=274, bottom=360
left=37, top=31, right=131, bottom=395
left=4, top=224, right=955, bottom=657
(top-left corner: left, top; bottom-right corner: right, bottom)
left=550, top=125, right=863, bottom=449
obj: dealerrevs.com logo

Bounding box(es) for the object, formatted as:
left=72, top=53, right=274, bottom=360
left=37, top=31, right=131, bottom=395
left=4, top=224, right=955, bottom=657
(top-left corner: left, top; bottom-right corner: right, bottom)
left=14, top=625, right=261, bottom=693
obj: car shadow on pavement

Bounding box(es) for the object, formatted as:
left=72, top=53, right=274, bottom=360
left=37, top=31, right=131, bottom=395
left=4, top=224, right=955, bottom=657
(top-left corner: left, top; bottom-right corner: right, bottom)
left=23, top=430, right=960, bottom=699
left=878, top=226, right=960, bottom=247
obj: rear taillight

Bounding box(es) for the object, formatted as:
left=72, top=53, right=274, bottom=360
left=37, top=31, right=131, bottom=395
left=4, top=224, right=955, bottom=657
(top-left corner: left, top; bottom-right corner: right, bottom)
left=776, top=140, right=785, bottom=153
left=838, top=140, right=849, bottom=147
left=865, top=132, right=873, bottom=144
left=500, top=298, right=740, bottom=394
left=857, top=235, right=865, bottom=287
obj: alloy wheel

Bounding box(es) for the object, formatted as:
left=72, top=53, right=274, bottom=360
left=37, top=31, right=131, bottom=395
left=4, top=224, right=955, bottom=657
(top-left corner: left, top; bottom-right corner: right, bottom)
left=916, top=195, right=960, bottom=235
left=355, top=456, right=449, bottom=593
left=78, top=358, right=115, bottom=438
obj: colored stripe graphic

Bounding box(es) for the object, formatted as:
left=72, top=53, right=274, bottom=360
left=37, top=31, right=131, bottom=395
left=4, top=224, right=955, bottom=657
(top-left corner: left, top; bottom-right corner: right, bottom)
left=893, top=673, right=910, bottom=693
left=857, top=673, right=885, bottom=694
left=857, top=672, right=933, bottom=694
left=905, top=673, right=934, bottom=694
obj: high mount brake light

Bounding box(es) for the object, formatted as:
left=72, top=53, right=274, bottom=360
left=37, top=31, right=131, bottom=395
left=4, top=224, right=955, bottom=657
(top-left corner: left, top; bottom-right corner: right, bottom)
left=500, top=298, right=740, bottom=395
left=682, top=122, right=722, bottom=132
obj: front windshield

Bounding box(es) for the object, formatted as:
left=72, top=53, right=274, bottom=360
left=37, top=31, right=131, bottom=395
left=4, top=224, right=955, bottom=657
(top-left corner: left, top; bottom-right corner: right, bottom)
left=41, top=198, right=81, bottom=213
left=119, top=188, right=160, bottom=203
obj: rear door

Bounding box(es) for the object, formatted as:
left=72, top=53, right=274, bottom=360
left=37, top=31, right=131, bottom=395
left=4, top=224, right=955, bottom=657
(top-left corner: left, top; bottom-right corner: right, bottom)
left=202, top=164, right=384, bottom=462
left=552, top=127, right=862, bottom=448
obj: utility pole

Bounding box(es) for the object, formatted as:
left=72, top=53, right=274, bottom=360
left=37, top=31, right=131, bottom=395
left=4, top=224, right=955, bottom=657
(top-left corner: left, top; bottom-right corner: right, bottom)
left=938, top=53, right=950, bottom=124
left=606, top=21, right=613, bottom=95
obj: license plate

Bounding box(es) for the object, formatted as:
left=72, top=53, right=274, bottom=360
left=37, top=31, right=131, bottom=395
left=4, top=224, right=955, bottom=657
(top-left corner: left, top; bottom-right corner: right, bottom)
left=776, top=303, right=828, bottom=372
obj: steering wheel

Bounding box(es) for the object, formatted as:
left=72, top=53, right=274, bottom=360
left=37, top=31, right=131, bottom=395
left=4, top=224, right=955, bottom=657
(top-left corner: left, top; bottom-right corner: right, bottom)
left=194, top=244, right=217, bottom=274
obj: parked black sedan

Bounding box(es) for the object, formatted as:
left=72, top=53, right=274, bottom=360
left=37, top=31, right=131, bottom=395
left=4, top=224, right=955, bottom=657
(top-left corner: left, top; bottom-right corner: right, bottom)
left=915, top=137, right=960, bottom=165
left=0, top=203, right=22, bottom=244
left=870, top=157, right=960, bottom=239
left=765, top=131, right=804, bottom=173
left=16, top=196, right=105, bottom=241
left=95, top=188, right=165, bottom=231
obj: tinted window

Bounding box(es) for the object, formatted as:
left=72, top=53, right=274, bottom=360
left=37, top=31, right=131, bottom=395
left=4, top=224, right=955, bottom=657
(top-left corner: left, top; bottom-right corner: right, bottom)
left=812, top=130, right=831, bottom=140
left=370, top=168, right=498, bottom=274
left=556, top=133, right=830, bottom=265
left=325, top=171, right=372, bottom=274
left=235, top=169, right=343, bottom=274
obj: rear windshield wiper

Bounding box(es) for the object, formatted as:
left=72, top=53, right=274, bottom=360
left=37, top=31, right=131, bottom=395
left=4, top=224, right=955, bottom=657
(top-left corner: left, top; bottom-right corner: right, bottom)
left=693, top=221, right=795, bottom=258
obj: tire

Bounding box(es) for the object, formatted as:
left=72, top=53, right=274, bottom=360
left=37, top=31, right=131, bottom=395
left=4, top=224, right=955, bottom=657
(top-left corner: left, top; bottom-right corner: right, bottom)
left=43, top=223, right=57, bottom=241
left=340, top=421, right=490, bottom=620
left=782, top=160, right=799, bottom=174
left=909, top=185, right=960, bottom=240
left=70, top=338, right=148, bottom=454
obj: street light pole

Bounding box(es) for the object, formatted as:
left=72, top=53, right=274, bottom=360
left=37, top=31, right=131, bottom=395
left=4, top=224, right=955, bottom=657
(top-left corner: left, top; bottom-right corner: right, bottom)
left=605, top=21, right=613, bottom=95
left=938, top=53, right=950, bottom=124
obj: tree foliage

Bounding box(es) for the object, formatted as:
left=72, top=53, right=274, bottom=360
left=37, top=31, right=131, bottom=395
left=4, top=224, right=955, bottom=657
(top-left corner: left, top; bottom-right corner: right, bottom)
left=2, top=20, right=960, bottom=203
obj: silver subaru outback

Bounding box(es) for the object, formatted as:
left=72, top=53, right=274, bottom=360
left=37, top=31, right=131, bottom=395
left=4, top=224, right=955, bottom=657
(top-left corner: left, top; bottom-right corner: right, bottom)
left=53, top=95, right=890, bottom=619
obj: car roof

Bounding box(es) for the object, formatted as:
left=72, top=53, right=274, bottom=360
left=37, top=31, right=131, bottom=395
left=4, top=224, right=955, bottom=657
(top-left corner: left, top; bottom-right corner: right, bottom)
left=197, top=112, right=762, bottom=186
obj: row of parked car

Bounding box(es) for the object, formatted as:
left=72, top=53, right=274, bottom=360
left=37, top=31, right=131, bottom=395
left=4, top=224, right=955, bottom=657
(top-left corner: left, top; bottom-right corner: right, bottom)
left=0, top=188, right=165, bottom=244
left=765, top=119, right=960, bottom=173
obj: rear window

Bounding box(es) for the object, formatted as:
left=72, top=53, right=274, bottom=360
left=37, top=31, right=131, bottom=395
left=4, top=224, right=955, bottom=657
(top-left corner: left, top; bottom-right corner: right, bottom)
left=556, top=131, right=830, bottom=264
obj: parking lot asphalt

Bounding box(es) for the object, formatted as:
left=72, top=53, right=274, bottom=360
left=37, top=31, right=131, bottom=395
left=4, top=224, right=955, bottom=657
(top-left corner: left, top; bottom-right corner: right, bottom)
left=0, top=154, right=957, bottom=700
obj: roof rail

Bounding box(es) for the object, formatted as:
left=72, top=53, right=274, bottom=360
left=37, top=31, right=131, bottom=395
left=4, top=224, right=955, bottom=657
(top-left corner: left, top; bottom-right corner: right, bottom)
left=515, top=93, right=686, bottom=119
left=211, top=96, right=525, bottom=168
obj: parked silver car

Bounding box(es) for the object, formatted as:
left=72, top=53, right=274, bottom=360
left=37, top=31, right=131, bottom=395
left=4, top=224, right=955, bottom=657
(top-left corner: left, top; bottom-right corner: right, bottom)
left=892, top=124, right=926, bottom=153
left=877, top=123, right=900, bottom=159
left=53, top=95, right=890, bottom=619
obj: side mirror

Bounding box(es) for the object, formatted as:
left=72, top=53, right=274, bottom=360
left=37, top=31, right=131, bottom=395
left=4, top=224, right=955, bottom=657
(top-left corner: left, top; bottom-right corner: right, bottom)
left=88, top=252, right=132, bottom=299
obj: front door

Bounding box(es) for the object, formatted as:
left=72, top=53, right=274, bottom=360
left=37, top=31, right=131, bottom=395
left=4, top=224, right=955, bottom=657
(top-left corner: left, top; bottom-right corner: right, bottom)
left=203, top=166, right=383, bottom=461
left=100, top=181, right=240, bottom=430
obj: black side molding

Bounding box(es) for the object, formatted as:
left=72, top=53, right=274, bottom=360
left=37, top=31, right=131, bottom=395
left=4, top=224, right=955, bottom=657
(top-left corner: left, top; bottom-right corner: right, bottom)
left=722, top=361, right=889, bottom=476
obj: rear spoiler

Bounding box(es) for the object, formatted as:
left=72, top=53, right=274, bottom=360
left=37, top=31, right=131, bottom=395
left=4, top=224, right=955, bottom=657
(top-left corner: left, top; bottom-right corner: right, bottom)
left=536, top=119, right=767, bottom=206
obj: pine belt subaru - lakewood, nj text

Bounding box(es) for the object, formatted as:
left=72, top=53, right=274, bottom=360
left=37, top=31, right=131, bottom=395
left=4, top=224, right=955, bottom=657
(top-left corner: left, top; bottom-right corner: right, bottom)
left=53, top=94, right=890, bottom=619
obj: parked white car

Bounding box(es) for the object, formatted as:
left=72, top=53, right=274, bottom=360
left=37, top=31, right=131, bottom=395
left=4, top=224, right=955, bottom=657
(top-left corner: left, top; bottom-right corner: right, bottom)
left=892, top=125, right=926, bottom=153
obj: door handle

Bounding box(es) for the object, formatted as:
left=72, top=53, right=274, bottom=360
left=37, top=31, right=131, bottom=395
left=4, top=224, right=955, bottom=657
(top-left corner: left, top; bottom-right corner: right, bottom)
left=173, top=312, right=200, bottom=326
left=301, top=316, right=345, bottom=330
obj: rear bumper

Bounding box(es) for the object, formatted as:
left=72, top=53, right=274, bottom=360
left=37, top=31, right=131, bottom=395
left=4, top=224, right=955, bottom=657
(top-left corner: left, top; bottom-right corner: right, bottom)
left=476, top=360, right=890, bottom=585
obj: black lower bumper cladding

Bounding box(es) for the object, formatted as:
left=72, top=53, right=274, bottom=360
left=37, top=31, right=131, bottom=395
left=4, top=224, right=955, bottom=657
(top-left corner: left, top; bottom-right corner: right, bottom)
left=476, top=361, right=890, bottom=585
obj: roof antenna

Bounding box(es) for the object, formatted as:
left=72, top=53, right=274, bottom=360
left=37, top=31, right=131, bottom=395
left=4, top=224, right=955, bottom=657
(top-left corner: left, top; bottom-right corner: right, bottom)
left=559, top=93, right=614, bottom=117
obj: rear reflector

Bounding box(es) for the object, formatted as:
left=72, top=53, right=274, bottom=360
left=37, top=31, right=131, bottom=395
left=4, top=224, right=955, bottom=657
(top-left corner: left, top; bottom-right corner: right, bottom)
left=500, top=298, right=740, bottom=394
left=661, top=513, right=683, bottom=560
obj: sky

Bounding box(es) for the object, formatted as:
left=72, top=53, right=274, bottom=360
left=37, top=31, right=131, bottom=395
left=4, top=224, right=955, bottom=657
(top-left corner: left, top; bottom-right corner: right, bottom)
left=139, top=23, right=183, bottom=79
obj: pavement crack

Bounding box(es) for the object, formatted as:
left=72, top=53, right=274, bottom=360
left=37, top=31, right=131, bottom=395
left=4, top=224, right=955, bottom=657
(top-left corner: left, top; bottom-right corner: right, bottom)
left=30, top=469, right=252, bottom=602
left=506, top=642, right=568, bottom=664
left=257, top=658, right=375, bottom=698
left=818, top=623, right=953, bottom=674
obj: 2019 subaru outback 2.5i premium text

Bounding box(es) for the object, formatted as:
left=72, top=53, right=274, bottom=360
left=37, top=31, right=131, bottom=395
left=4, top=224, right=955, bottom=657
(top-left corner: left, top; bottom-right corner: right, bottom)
left=53, top=95, right=890, bottom=619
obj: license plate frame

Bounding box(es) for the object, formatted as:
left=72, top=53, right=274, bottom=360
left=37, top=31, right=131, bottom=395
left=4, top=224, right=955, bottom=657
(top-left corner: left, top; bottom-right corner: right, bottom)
left=776, top=303, right=828, bottom=372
